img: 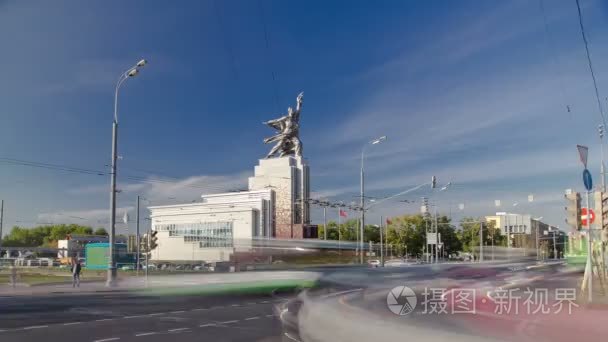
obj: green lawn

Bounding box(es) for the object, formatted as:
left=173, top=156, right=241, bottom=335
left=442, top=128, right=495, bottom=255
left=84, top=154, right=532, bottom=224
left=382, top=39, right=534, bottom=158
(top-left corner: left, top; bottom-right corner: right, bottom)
left=0, top=274, right=72, bottom=285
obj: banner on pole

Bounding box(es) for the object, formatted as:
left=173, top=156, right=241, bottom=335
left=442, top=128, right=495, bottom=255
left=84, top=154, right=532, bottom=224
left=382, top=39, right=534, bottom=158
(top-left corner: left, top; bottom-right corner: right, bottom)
left=577, top=144, right=589, bottom=168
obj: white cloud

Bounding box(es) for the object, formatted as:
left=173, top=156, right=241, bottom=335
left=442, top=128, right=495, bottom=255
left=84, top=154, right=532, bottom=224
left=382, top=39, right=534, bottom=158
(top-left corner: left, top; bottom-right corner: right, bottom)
left=67, top=171, right=251, bottom=205
left=37, top=206, right=134, bottom=226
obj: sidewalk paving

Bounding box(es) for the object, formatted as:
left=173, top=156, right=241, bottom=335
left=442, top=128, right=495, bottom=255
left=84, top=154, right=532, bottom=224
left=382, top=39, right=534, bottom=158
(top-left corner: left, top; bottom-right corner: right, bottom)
left=0, top=270, right=321, bottom=296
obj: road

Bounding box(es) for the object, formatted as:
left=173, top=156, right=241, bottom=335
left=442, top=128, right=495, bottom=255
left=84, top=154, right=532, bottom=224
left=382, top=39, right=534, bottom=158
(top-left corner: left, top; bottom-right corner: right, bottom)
left=0, top=291, right=287, bottom=342
left=0, top=261, right=581, bottom=342
left=295, top=260, right=605, bottom=342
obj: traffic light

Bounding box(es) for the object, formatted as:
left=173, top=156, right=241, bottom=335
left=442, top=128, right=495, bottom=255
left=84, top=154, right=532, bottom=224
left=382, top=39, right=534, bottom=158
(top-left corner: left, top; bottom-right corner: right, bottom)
left=594, top=191, right=608, bottom=242
left=431, top=176, right=437, bottom=189
left=139, top=234, right=149, bottom=253
left=564, top=191, right=582, bottom=230
left=149, top=230, right=158, bottom=251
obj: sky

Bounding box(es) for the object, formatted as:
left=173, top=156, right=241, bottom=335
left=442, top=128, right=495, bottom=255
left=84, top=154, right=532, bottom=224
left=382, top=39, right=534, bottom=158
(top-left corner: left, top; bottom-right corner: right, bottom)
left=2, top=0, right=608, bottom=235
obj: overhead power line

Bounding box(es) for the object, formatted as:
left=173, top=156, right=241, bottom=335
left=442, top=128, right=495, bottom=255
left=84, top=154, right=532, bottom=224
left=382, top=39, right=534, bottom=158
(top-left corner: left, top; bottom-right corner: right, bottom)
left=575, top=0, right=607, bottom=128
left=0, top=157, right=244, bottom=193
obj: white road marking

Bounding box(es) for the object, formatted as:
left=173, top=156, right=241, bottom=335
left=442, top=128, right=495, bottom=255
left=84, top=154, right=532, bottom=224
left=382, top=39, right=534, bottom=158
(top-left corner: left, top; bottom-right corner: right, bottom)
left=199, top=323, right=216, bottom=327
left=23, top=325, right=48, bottom=330
left=231, top=304, right=240, bottom=307
left=123, top=315, right=145, bottom=319
left=265, top=314, right=274, bottom=318
left=93, top=338, right=120, bottom=342
left=210, top=306, right=224, bottom=309
left=135, top=332, right=157, bottom=337
left=220, top=320, right=239, bottom=324
left=95, top=319, right=114, bottom=322
left=284, top=332, right=302, bottom=342
left=246, top=302, right=257, bottom=305
left=0, top=329, right=7, bottom=332
left=260, top=300, right=270, bottom=303
left=148, top=313, right=164, bottom=316
left=169, top=310, right=185, bottom=314
left=244, top=316, right=260, bottom=321
left=192, top=308, right=207, bottom=311
left=168, top=328, right=189, bottom=332
left=63, top=322, right=81, bottom=326
left=320, top=288, right=363, bottom=299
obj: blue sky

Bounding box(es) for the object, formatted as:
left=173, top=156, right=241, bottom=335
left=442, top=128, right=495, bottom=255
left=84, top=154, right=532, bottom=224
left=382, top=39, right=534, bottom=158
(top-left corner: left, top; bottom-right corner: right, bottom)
left=2, top=0, right=608, bottom=234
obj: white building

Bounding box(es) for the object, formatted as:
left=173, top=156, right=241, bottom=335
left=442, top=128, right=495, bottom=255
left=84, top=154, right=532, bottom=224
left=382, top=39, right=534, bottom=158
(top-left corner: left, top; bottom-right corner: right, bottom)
left=148, top=155, right=312, bottom=263
left=485, top=212, right=533, bottom=235
left=149, top=189, right=274, bottom=262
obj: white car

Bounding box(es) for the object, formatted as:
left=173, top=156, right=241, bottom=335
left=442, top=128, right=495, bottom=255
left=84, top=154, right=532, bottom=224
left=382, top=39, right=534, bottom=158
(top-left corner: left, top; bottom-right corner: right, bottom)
left=368, top=259, right=381, bottom=267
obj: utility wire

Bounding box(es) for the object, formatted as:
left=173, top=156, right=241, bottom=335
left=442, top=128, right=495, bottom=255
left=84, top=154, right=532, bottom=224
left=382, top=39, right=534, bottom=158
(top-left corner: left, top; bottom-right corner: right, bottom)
left=575, top=0, right=607, bottom=128
left=0, top=157, right=244, bottom=193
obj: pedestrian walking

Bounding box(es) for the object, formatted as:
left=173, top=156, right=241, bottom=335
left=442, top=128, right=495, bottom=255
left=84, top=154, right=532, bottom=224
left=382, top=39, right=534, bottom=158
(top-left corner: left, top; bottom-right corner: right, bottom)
left=71, top=259, right=81, bottom=288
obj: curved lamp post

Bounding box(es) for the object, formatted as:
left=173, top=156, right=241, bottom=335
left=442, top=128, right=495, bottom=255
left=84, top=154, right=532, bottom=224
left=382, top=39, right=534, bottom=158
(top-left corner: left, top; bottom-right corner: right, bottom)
left=107, top=59, right=147, bottom=287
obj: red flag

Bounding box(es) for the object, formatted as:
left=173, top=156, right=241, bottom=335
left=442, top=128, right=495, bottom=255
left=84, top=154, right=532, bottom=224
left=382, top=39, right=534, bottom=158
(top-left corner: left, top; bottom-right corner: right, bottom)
left=339, top=209, right=348, bottom=218
left=386, top=218, right=392, bottom=225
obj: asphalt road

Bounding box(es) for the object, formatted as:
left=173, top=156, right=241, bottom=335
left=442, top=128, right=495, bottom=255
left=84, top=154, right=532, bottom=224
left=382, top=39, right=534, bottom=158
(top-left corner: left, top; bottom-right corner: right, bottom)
left=0, top=291, right=288, bottom=342
left=297, top=261, right=591, bottom=342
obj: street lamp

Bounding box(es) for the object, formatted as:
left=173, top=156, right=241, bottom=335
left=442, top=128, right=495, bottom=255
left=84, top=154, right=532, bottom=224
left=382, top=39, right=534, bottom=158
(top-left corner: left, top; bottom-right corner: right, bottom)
left=360, top=135, right=386, bottom=264
left=107, top=58, right=148, bottom=287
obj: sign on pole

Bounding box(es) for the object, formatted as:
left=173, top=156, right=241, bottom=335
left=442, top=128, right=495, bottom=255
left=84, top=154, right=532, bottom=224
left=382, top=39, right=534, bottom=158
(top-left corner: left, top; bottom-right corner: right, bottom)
left=581, top=207, right=595, bottom=226
left=458, top=203, right=465, bottom=211
left=583, top=169, right=593, bottom=191
left=528, top=194, right=534, bottom=203
left=426, top=233, right=437, bottom=245
left=494, top=200, right=501, bottom=207
left=577, top=145, right=589, bottom=168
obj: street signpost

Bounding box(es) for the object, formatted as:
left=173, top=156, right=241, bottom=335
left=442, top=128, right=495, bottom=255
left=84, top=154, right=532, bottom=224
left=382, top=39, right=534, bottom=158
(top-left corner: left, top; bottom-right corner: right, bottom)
left=583, top=169, right=593, bottom=191
left=577, top=145, right=593, bottom=303
left=581, top=207, right=595, bottom=226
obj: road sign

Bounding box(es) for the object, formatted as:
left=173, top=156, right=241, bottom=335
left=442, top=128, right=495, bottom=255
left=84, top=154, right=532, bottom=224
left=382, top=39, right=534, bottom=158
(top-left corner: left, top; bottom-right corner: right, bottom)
left=426, top=233, right=437, bottom=245
left=577, top=145, right=589, bottom=168
left=583, top=169, right=593, bottom=191
left=581, top=207, right=595, bottom=226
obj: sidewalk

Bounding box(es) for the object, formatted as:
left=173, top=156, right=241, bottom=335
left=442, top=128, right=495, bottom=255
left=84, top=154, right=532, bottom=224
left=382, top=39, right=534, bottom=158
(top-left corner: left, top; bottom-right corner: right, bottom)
left=0, top=270, right=321, bottom=296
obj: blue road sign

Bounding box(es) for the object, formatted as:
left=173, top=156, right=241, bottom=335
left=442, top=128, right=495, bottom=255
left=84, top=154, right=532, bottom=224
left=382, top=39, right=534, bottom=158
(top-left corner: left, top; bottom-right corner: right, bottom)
left=583, top=169, right=593, bottom=191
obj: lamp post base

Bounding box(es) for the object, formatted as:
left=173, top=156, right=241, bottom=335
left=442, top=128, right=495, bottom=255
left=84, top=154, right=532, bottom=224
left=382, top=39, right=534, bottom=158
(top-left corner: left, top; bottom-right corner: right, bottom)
left=106, top=267, right=117, bottom=287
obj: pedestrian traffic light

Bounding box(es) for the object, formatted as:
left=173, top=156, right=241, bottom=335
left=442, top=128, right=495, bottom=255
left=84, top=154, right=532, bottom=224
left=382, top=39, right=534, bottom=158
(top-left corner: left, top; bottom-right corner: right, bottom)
left=149, top=230, right=158, bottom=251
left=564, top=191, right=582, bottom=230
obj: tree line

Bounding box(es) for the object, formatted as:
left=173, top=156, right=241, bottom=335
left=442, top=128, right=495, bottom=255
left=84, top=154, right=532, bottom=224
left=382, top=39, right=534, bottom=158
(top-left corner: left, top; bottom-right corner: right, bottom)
left=1, top=224, right=108, bottom=247
left=318, top=214, right=506, bottom=258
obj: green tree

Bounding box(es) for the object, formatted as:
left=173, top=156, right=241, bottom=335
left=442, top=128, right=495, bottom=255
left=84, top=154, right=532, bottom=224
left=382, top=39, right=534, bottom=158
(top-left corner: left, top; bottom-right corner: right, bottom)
left=385, top=214, right=427, bottom=257
left=94, top=228, right=108, bottom=236
left=1, top=224, right=95, bottom=247
left=458, top=217, right=504, bottom=258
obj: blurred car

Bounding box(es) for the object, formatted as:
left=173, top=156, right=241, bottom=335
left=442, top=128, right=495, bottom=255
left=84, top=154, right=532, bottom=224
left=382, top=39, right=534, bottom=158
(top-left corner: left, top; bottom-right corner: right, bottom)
left=368, top=259, right=380, bottom=267
left=277, top=295, right=304, bottom=342
left=121, top=265, right=134, bottom=271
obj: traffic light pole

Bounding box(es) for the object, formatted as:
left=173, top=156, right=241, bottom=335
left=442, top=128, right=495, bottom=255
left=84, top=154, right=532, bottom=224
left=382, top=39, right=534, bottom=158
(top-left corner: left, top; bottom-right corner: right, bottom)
left=136, top=195, right=140, bottom=276
left=145, top=228, right=150, bottom=285
left=586, top=190, right=593, bottom=303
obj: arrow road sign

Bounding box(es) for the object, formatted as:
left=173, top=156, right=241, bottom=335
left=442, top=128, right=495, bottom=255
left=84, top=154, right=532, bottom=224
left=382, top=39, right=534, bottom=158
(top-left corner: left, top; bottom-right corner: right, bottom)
left=583, top=169, right=593, bottom=191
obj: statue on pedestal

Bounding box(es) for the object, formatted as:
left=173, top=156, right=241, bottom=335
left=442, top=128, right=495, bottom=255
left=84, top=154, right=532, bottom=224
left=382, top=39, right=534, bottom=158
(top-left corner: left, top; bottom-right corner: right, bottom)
left=263, top=92, right=303, bottom=158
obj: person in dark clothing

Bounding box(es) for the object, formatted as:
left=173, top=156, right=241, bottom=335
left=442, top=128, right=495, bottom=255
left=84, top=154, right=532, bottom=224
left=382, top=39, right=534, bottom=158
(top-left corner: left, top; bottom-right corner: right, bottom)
left=71, top=260, right=82, bottom=288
